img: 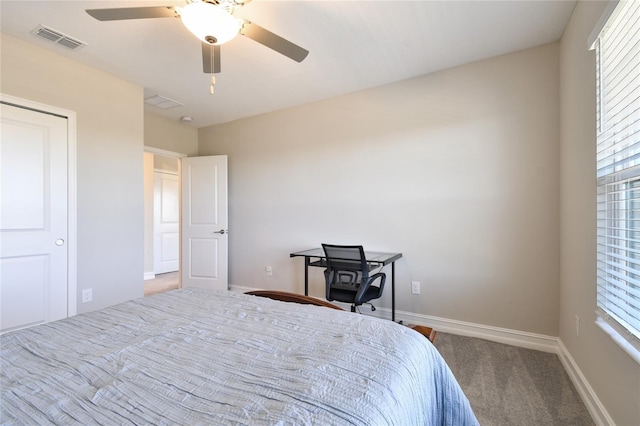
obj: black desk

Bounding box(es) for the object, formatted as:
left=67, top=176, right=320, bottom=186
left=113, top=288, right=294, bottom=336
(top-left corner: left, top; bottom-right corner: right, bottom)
left=289, top=248, right=403, bottom=322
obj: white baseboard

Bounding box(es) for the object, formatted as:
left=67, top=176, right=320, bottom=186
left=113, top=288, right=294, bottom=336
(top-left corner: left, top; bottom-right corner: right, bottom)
left=144, top=272, right=156, bottom=281
left=230, top=286, right=612, bottom=424
left=556, top=340, right=614, bottom=426
left=362, top=306, right=559, bottom=353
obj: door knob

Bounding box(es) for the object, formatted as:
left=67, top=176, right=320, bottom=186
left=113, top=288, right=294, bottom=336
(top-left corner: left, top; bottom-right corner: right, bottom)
left=55, top=239, right=65, bottom=246
left=213, top=229, right=227, bottom=235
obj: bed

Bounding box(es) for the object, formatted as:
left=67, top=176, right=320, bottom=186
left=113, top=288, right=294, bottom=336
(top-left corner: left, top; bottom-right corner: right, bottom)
left=1, top=288, right=478, bottom=425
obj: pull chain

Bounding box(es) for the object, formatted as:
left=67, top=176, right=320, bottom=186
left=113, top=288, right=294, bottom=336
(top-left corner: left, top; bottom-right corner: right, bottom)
left=209, top=43, right=216, bottom=95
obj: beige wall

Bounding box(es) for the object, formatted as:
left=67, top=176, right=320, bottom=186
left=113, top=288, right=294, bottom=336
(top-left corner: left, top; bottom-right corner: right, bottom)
left=199, top=42, right=561, bottom=336
left=559, top=1, right=640, bottom=425
left=1, top=33, right=144, bottom=312
left=144, top=111, right=198, bottom=156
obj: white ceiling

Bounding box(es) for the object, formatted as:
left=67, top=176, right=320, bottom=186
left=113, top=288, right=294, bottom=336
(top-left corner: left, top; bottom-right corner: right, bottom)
left=0, top=0, right=576, bottom=128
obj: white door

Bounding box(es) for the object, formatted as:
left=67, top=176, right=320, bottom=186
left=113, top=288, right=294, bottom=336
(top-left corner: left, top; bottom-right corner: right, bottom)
left=154, top=171, right=179, bottom=274
left=181, top=155, right=228, bottom=290
left=0, top=103, right=68, bottom=332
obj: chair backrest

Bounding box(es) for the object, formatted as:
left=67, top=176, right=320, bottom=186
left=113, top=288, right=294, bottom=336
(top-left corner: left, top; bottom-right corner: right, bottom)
left=322, top=244, right=386, bottom=309
left=322, top=244, right=369, bottom=294
left=322, top=244, right=368, bottom=274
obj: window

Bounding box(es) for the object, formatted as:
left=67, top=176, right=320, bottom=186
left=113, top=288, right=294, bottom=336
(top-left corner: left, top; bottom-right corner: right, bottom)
left=595, top=0, right=640, bottom=354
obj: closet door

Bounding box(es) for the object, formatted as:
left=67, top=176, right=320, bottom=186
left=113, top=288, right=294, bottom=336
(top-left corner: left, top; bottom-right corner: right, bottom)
left=154, top=170, right=179, bottom=274
left=0, top=102, right=68, bottom=332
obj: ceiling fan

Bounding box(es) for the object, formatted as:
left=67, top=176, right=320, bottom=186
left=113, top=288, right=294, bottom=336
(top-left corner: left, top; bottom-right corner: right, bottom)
left=85, top=0, right=309, bottom=79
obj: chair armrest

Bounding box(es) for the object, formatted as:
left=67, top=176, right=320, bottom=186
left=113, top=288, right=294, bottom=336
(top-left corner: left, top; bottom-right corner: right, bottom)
left=354, top=272, right=386, bottom=304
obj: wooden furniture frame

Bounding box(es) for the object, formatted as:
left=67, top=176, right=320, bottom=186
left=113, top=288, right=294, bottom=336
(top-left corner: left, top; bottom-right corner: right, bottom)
left=245, top=290, right=343, bottom=310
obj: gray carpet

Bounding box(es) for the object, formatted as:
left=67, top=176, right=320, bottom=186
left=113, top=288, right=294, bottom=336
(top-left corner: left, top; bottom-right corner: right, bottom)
left=434, top=333, right=594, bottom=426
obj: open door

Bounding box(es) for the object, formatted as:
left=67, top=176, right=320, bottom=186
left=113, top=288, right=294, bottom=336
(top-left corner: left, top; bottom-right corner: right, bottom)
left=181, top=155, right=228, bottom=290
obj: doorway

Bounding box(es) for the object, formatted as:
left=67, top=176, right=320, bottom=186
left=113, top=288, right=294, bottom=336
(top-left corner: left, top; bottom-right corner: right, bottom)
left=143, top=150, right=229, bottom=295
left=143, top=147, right=185, bottom=296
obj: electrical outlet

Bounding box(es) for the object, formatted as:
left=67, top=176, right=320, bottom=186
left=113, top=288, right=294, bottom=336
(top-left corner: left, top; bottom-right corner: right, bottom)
left=575, top=315, right=580, bottom=336
left=411, top=281, right=421, bottom=295
left=265, top=265, right=273, bottom=277
left=82, top=289, right=93, bottom=303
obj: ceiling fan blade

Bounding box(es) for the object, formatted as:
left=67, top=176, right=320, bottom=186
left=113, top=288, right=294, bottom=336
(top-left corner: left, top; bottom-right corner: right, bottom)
left=240, top=21, right=309, bottom=63
left=86, top=7, right=178, bottom=21
left=202, top=43, right=221, bottom=74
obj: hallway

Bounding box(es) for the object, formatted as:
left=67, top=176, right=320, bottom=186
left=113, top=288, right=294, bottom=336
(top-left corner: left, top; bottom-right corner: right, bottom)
left=144, top=272, right=179, bottom=296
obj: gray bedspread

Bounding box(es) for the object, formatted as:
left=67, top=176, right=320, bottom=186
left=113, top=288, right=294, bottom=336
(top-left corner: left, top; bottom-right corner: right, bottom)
left=1, top=289, right=478, bottom=425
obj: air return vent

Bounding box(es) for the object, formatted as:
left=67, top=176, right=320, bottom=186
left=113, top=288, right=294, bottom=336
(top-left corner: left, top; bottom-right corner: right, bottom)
left=144, top=95, right=183, bottom=110
left=31, top=25, right=86, bottom=50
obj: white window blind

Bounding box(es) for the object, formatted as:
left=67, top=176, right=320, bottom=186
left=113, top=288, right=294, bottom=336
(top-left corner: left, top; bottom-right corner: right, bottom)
left=595, top=0, right=640, bottom=352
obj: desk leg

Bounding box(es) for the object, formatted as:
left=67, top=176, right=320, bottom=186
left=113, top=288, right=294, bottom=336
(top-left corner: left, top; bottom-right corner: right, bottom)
left=304, top=256, right=310, bottom=296
left=392, top=261, right=396, bottom=322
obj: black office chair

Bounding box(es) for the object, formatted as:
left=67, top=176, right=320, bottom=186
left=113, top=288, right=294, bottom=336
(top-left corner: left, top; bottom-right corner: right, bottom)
left=322, top=243, right=386, bottom=313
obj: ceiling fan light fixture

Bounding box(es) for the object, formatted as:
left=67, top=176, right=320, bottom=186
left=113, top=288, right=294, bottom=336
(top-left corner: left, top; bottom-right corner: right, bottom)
left=180, top=2, right=240, bottom=45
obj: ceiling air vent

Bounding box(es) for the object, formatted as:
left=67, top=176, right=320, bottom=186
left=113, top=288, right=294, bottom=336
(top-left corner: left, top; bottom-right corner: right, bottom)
left=31, top=25, right=86, bottom=50
left=144, top=95, right=184, bottom=110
